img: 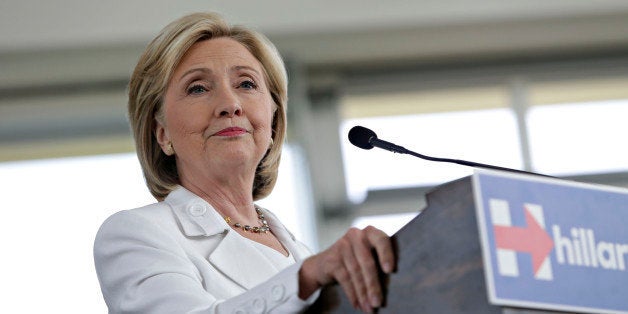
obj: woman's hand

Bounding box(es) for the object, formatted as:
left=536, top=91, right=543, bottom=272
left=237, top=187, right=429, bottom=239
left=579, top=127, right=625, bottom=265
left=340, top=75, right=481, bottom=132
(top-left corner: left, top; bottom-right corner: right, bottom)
left=299, top=226, right=395, bottom=313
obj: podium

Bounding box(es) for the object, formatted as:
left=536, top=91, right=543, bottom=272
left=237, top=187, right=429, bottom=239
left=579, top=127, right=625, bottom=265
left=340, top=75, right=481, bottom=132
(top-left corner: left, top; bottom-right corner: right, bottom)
left=306, top=175, right=571, bottom=313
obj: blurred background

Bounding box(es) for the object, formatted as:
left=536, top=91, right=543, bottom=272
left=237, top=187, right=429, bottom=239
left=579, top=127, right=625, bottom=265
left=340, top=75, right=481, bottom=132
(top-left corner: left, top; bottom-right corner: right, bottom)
left=2, top=0, right=628, bottom=312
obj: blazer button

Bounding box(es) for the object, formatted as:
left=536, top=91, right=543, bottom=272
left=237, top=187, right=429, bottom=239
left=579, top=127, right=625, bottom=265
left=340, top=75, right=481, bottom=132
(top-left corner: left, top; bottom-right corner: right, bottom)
left=271, top=284, right=285, bottom=302
left=188, top=203, right=207, bottom=217
left=252, top=298, right=266, bottom=314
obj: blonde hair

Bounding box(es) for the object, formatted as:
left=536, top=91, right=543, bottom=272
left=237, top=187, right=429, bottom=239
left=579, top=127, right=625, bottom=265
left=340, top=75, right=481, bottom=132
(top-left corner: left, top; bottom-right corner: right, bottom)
left=128, top=12, right=288, bottom=201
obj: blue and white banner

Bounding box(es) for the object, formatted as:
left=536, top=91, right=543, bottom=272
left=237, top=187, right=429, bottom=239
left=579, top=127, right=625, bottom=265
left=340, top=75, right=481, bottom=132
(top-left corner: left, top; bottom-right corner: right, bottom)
left=473, top=169, right=628, bottom=314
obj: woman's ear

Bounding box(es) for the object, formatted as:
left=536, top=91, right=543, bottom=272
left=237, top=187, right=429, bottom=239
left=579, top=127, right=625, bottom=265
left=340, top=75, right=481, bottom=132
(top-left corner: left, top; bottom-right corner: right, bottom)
left=155, top=119, right=174, bottom=156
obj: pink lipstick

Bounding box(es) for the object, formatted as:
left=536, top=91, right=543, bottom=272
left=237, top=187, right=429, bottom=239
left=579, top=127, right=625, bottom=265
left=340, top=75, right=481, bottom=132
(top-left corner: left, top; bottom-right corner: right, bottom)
left=214, top=127, right=247, bottom=137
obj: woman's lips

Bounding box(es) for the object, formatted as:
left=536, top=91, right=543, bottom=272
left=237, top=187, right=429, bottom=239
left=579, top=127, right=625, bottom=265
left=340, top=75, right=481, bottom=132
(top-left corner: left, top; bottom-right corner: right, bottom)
left=214, top=127, right=247, bottom=137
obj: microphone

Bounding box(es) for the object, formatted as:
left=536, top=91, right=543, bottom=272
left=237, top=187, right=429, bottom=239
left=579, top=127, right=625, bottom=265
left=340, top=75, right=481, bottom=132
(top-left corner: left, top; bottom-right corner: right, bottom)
left=348, top=125, right=409, bottom=154
left=348, top=125, right=551, bottom=177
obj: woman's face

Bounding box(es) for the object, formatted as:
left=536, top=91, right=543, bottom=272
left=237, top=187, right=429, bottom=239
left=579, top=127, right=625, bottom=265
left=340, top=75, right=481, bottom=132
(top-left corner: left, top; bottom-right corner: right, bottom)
left=156, top=37, right=275, bottom=184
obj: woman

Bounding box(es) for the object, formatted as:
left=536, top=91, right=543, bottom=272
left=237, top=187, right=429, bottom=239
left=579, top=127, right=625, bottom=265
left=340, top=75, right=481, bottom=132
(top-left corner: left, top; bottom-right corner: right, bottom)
left=94, top=12, right=394, bottom=314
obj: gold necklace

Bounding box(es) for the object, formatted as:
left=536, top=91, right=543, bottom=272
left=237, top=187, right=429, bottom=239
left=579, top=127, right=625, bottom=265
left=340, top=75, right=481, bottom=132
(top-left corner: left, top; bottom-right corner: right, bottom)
left=224, top=206, right=270, bottom=234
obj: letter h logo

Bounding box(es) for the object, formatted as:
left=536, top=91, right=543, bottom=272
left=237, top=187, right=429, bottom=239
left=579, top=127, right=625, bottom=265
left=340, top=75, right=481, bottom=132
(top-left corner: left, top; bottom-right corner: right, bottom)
left=488, top=199, right=555, bottom=280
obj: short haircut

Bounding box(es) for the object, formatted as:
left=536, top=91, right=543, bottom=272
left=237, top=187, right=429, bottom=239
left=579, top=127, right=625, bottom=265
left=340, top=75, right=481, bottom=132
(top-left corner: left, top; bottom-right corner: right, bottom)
left=127, top=12, right=288, bottom=201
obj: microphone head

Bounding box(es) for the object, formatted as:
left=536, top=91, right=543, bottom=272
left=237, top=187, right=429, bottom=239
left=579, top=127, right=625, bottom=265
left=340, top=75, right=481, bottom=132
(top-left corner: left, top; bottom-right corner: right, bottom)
left=348, top=126, right=377, bottom=150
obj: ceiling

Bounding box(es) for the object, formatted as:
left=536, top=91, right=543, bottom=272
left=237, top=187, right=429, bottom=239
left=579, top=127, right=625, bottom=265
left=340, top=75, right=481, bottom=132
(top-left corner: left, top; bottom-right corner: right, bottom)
left=2, top=0, right=628, bottom=89
left=2, top=0, right=628, bottom=162
left=3, top=0, right=628, bottom=52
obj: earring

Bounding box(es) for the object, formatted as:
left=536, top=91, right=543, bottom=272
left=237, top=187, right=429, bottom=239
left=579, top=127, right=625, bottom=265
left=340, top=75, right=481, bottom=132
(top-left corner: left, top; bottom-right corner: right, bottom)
left=269, top=138, right=274, bottom=147
left=165, top=142, right=174, bottom=155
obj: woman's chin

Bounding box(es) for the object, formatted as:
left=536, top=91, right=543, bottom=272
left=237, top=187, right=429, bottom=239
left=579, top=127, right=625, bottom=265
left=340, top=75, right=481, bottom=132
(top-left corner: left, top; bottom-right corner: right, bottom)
left=209, top=148, right=262, bottom=169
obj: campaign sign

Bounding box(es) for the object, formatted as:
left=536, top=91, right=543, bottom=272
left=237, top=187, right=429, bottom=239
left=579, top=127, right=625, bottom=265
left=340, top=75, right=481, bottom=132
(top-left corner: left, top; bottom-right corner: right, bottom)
left=473, top=169, right=628, bottom=314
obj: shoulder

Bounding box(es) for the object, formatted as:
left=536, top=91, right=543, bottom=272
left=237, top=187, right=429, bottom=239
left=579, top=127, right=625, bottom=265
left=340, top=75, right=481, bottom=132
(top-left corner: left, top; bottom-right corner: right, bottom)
left=94, top=201, right=180, bottom=254
left=96, top=202, right=172, bottom=235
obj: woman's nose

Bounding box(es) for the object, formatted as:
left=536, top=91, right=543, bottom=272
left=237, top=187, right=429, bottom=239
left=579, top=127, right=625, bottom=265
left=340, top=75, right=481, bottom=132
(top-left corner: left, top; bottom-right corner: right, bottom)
left=215, top=88, right=242, bottom=117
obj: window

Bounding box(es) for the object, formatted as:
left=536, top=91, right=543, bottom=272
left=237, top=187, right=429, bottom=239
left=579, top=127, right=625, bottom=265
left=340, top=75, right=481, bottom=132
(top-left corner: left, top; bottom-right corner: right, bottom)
left=340, top=85, right=522, bottom=203
left=527, top=77, right=628, bottom=175
left=341, top=74, right=628, bottom=235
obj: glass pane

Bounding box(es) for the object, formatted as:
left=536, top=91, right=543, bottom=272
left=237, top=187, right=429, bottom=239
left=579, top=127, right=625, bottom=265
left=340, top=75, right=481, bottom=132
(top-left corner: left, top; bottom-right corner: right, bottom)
left=341, top=109, right=522, bottom=203
left=0, top=153, right=152, bottom=313
left=527, top=99, right=628, bottom=175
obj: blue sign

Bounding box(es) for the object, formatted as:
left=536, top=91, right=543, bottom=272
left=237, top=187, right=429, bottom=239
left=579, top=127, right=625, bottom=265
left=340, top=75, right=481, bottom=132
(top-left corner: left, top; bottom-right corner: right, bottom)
left=473, top=169, right=628, bottom=314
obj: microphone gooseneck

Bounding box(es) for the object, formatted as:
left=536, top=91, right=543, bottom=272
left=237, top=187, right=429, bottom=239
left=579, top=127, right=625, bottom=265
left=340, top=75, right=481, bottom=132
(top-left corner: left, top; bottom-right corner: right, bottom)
left=347, top=125, right=551, bottom=178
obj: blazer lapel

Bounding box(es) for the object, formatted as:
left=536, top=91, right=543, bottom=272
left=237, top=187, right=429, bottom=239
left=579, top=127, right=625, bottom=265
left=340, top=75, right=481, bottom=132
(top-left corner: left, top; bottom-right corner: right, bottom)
left=166, top=187, right=312, bottom=289
left=208, top=209, right=314, bottom=289
left=208, top=230, right=280, bottom=290
left=166, top=187, right=226, bottom=237
left=263, top=209, right=313, bottom=262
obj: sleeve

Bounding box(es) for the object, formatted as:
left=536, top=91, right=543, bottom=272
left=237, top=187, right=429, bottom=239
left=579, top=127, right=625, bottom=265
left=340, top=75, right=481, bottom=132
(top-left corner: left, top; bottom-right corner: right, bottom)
left=93, top=210, right=319, bottom=314
left=218, top=263, right=320, bottom=314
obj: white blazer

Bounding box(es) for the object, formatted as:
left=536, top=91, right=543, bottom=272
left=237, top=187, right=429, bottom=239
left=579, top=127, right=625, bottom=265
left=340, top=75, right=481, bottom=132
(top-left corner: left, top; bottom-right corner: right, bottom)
left=94, top=186, right=317, bottom=314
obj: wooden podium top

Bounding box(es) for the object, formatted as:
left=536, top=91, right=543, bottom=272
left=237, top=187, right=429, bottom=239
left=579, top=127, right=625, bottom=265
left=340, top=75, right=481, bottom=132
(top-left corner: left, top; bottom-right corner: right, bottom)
left=307, top=177, right=568, bottom=313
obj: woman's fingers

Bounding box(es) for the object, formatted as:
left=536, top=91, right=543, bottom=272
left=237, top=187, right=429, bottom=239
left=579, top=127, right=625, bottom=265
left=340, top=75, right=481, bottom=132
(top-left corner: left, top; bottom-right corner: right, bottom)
left=351, top=227, right=391, bottom=310
left=364, top=226, right=396, bottom=274
left=342, top=241, right=373, bottom=311
left=343, top=227, right=394, bottom=312
left=298, top=226, right=395, bottom=313
left=335, top=258, right=360, bottom=309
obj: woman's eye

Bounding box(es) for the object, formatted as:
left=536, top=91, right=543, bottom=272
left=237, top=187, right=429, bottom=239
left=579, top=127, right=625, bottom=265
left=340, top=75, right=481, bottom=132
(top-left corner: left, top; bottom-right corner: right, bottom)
left=187, top=84, right=207, bottom=95
left=239, top=80, right=257, bottom=90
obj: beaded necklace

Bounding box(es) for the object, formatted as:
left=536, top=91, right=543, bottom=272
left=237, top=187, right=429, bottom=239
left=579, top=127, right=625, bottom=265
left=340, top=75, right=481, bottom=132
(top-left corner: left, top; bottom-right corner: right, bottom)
left=224, top=206, right=270, bottom=234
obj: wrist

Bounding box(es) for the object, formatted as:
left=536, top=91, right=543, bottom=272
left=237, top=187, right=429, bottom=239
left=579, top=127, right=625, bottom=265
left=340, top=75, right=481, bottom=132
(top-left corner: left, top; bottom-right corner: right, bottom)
left=298, top=256, right=321, bottom=300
